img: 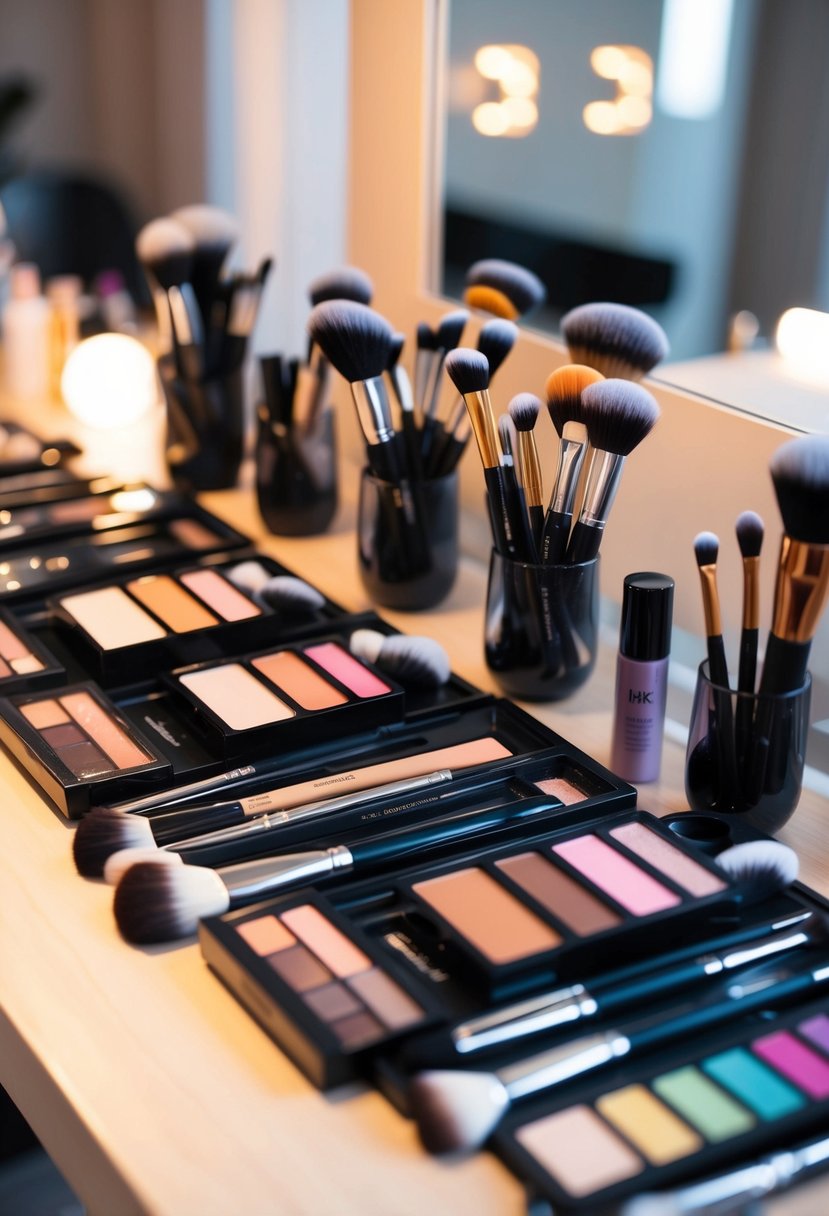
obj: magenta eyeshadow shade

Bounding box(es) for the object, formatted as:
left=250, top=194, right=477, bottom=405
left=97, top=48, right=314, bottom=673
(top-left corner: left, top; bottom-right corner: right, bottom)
left=552, top=834, right=681, bottom=916
left=304, top=642, right=391, bottom=698
left=800, top=1014, right=829, bottom=1055
left=753, top=1031, right=829, bottom=1099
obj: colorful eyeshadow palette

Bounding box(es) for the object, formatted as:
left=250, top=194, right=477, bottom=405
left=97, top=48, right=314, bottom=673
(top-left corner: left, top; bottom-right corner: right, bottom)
left=496, top=997, right=829, bottom=1210
left=0, top=606, right=63, bottom=695
left=201, top=893, right=441, bottom=1089
left=169, top=638, right=405, bottom=757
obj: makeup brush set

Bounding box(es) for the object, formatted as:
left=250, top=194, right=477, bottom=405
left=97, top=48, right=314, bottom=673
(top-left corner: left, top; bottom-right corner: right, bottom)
left=135, top=204, right=271, bottom=492
left=689, top=434, right=829, bottom=833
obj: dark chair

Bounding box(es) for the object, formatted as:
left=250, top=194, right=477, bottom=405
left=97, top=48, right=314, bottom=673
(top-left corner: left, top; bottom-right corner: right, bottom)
left=0, top=169, right=147, bottom=303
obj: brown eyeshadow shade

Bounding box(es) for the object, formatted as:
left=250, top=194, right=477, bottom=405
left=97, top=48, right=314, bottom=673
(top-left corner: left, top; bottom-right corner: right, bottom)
left=252, top=651, right=347, bottom=710
left=303, top=982, right=364, bottom=1023
left=127, top=575, right=219, bottom=633
left=60, top=741, right=114, bottom=778
left=496, top=853, right=621, bottom=934
left=412, top=867, right=562, bottom=964
left=347, top=968, right=423, bottom=1030
left=59, top=691, right=152, bottom=770
left=41, top=723, right=85, bottom=749
left=280, top=905, right=371, bottom=978
left=330, top=1010, right=385, bottom=1049
left=168, top=518, right=223, bottom=550
left=21, top=699, right=70, bottom=730
left=267, top=944, right=333, bottom=991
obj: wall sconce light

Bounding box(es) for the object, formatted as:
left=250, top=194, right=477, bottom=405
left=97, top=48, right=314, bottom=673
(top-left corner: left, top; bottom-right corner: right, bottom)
left=776, top=307, right=829, bottom=383
left=61, top=333, right=158, bottom=429
left=584, top=45, right=653, bottom=135
left=472, top=44, right=539, bottom=138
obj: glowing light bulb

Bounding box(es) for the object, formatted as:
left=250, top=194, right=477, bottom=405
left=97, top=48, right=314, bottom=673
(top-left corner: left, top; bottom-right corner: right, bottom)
left=776, top=308, right=829, bottom=381
left=61, top=334, right=157, bottom=429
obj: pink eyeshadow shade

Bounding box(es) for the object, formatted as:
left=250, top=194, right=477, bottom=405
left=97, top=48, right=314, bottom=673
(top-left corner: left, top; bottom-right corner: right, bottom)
left=0, top=618, right=30, bottom=662
left=800, top=1014, right=829, bottom=1055
left=535, top=776, right=586, bottom=805
left=553, top=835, right=681, bottom=917
left=304, top=642, right=390, bottom=698
left=609, top=822, right=725, bottom=897
left=179, top=569, right=261, bottom=621
left=280, top=905, right=371, bottom=978
left=237, top=915, right=297, bottom=956
left=516, top=1105, right=643, bottom=1197
left=60, top=691, right=152, bottom=770
left=753, top=1031, right=829, bottom=1099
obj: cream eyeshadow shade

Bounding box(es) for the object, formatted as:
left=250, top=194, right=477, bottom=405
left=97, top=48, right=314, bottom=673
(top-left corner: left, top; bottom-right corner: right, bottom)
left=412, top=867, right=562, bottom=963
left=179, top=569, right=261, bottom=621
left=516, top=1105, right=644, bottom=1197
left=179, top=664, right=295, bottom=730
left=60, top=586, right=167, bottom=649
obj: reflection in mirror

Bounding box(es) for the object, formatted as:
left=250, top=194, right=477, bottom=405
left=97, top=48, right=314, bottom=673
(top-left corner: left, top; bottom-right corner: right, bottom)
left=440, top=0, right=829, bottom=420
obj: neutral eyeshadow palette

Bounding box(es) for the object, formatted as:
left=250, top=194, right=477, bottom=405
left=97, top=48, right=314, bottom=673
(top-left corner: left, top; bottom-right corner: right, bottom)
left=0, top=424, right=79, bottom=479
left=0, top=606, right=64, bottom=695
left=494, top=995, right=829, bottom=1211
left=0, top=482, right=171, bottom=549
left=199, top=810, right=738, bottom=1088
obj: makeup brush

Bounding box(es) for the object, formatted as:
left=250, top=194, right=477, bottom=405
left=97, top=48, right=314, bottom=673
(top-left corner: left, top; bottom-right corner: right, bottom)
left=111, top=791, right=564, bottom=943
left=135, top=217, right=195, bottom=347
left=540, top=365, right=603, bottom=563
left=464, top=259, right=546, bottom=320
left=565, top=380, right=660, bottom=563
left=419, top=310, right=469, bottom=468
left=735, top=510, right=764, bottom=769
left=402, top=840, right=801, bottom=1063
left=413, top=322, right=436, bottom=415
left=621, top=1129, right=829, bottom=1216
left=508, top=394, right=544, bottom=546
left=498, top=414, right=539, bottom=562
left=170, top=204, right=240, bottom=327
left=427, top=319, right=519, bottom=478
left=349, top=629, right=450, bottom=687
left=443, top=348, right=515, bottom=558
left=224, top=564, right=326, bottom=612
left=560, top=302, right=669, bottom=380
left=693, top=531, right=741, bottom=808
left=307, top=265, right=373, bottom=308
left=385, top=333, right=422, bottom=481
left=408, top=949, right=829, bottom=1153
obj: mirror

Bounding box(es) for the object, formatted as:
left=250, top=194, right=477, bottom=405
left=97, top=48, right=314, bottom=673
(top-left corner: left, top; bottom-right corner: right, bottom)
left=439, top=0, right=829, bottom=424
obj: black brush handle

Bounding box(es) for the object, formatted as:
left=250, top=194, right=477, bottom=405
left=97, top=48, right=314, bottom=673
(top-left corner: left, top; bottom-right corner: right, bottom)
left=540, top=509, right=572, bottom=565
left=736, top=624, right=759, bottom=781
left=759, top=633, right=811, bottom=696
left=747, top=633, right=812, bottom=801
left=738, top=626, right=759, bottom=697
left=500, top=464, right=538, bottom=563
left=484, top=466, right=513, bottom=557
left=706, top=635, right=741, bottom=809
left=434, top=434, right=469, bottom=477
left=419, top=415, right=445, bottom=470
left=401, top=411, right=424, bottom=482
left=528, top=505, right=544, bottom=551
left=566, top=520, right=602, bottom=564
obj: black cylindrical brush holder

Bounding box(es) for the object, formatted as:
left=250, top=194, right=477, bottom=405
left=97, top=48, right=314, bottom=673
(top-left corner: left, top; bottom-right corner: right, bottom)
left=158, top=355, right=245, bottom=493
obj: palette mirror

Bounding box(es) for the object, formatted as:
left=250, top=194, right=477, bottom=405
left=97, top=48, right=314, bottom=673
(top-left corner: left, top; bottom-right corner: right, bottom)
left=438, top=0, right=829, bottom=422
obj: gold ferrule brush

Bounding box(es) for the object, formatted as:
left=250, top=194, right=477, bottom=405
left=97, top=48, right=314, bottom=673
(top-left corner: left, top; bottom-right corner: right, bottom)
left=697, top=563, right=722, bottom=638
left=518, top=432, right=544, bottom=510
left=771, top=537, right=829, bottom=642
left=462, top=389, right=500, bottom=470
left=742, top=555, right=760, bottom=631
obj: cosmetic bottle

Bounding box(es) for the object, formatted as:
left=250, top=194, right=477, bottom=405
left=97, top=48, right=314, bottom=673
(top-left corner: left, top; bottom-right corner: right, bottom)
left=2, top=263, right=50, bottom=399
left=611, top=571, right=674, bottom=784
left=47, top=275, right=82, bottom=395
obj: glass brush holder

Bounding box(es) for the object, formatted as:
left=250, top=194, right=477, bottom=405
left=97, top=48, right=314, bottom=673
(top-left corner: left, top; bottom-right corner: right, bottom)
left=158, top=354, right=245, bottom=493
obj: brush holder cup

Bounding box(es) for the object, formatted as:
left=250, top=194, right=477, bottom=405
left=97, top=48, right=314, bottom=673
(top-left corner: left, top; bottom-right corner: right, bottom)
left=357, top=469, right=458, bottom=611
left=485, top=552, right=599, bottom=701
left=158, top=355, right=245, bottom=492
left=254, top=404, right=338, bottom=536
left=685, top=660, right=811, bottom=834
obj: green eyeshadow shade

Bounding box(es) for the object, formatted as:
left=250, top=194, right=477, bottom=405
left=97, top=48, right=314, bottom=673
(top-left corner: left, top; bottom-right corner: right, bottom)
left=703, top=1048, right=805, bottom=1120
left=652, top=1066, right=755, bottom=1141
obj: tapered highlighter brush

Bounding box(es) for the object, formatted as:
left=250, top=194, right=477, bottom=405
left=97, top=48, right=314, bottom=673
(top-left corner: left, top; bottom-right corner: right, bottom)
left=170, top=204, right=239, bottom=328
left=561, top=301, right=669, bottom=380
left=408, top=840, right=801, bottom=1063
left=111, top=789, right=564, bottom=944
left=408, top=948, right=829, bottom=1154
left=463, top=259, right=546, bottom=321
left=429, top=319, right=519, bottom=477
left=540, top=365, right=603, bottom=563
left=565, top=379, right=660, bottom=563
left=508, top=393, right=545, bottom=547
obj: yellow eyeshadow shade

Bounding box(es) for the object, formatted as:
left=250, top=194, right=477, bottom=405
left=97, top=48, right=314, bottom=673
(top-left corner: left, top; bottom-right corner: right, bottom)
left=597, top=1085, right=703, bottom=1165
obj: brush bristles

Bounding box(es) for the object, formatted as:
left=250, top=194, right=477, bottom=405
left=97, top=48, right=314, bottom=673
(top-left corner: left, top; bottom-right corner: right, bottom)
left=508, top=393, right=542, bottom=432
left=463, top=284, right=519, bottom=320
left=417, top=322, right=436, bottom=351
left=477, top=319, right=518, bottom=376
left=408, top=1070, right=509, bottom=1153
left=545, top=365, right=605, bottom=435
left=736, top=510, right=764, bottom=559
left=72, top=808, right=155, bottom=878
left=307, top=300, right=394, bottom=383
left=498, top=414, right=516, bottom=459
left=715, top=840, right=799, bottom=901
left=561, top=303, right=669, bottom=379
left=387, top=333, right=406, bottom=370
left=444, top=348, right=490, bottom=395
left=170, top=204, right=239, bottom=248
left=435, top=310, right=469, bottom=351
left=770, top=435, right=829, bottom=544
left=225, top=560, right=272, bottom=595
left=579, top=379, right=660, bottom=454
left=135, top=218, right=194, bottom=266
left=465, top=259, right=546, bottom=315
left=307, top=265, right=373, bottom=307
left=694, top=531, right=719, bottom=568
left=113, top=862, right=229, bottom=944
left=349, top=629, right=451, bottom=688
left=257, top=575, right=326, bottom=613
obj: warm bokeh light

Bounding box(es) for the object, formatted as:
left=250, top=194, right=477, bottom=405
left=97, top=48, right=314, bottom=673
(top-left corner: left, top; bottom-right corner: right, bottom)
left=471, top=44, right=539, bottom=137
left=583, top=100, right=623, bottom=135
left=474, top=45, right=515, bottom=81
left=585, top=45, right=653, bottom=135
left=590, top=45, right=629, bottom=80
left=472, top=101, right=511, bottom=137
left=775, top=308, right=829, bottom=381
left=617, top=95, right=652, bottom=129
left=502, top=96, right=538, bottom=130
left=61, top=334, right=158, bottom=429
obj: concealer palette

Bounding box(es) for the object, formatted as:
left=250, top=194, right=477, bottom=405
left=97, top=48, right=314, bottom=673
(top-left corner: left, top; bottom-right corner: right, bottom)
left=495, top=995, right=829, bottom=1211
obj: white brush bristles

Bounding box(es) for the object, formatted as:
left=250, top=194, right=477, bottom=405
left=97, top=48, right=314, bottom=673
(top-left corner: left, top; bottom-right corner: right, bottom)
left=135, top=217, right=194, bottom=265
left=408, top=1070, right=510, bottom=1153
left=104, top=846, right=180, bottom=886
left=349, top=629, right=451, bottom=688
left=715, top=840, right=799, bottom=891
left=170, top=204, right=240, bottom=248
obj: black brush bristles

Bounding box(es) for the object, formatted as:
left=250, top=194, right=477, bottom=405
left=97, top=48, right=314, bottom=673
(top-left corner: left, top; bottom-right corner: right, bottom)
left=507, top=392, right=541, bottom=437
left=435, top=309, right=469, bottom=353
left=476, top=319, right=518, bottom=377
left=417, top=322, right=436, bottom=352
left=465, top=259, right=546, bottom=316
left=736, top=510, right=764, bottom=561
left=307, top=265, right=373, bottom=307
left=561, top=302, right=669, bottom=380
left=113, top=861, right=228, bottom=944
left=579, top=379, right=660, bottom=455
left=769, top=434, right=829, bottom=543
left=307, top=300, right=395, bottom=383
left=444, top=348, right=490, bottom=396
left=72, top=808, right=155, bottom=878
left=387, top=332, right=405, bottom=371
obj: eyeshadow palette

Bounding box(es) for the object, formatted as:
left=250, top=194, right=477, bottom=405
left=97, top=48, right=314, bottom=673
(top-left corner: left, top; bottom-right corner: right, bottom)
left=199, top=810, right=736, bottom=1087
left=169, top=640, right=404, bottom=756
left=0, top=483, right=167, bottom=549
left=0, top=606, right=63, bottom=695
left=0, top=467, right=98, bottom=509
left=0, top=424, right=79, bottom=477
left=495, top=996, right=829, bottom=1210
